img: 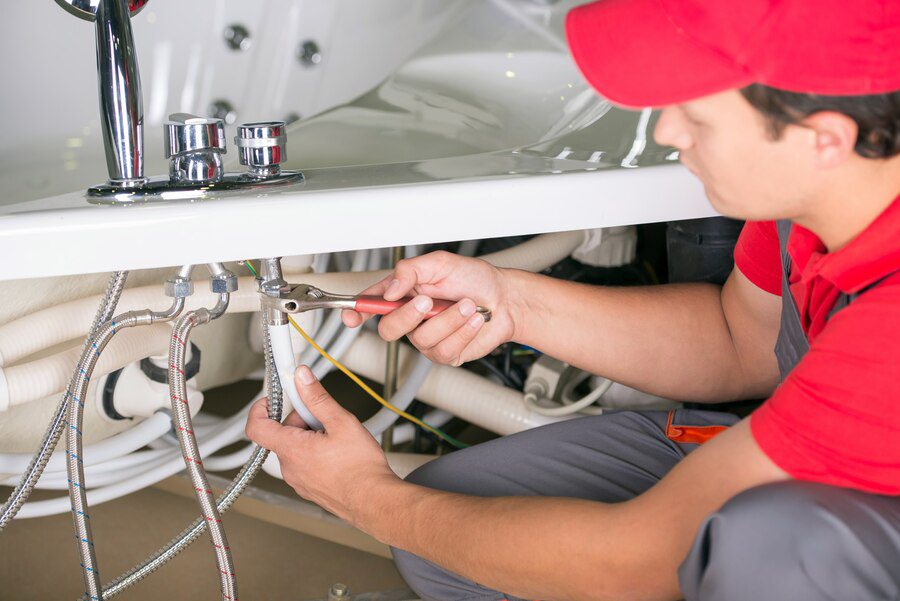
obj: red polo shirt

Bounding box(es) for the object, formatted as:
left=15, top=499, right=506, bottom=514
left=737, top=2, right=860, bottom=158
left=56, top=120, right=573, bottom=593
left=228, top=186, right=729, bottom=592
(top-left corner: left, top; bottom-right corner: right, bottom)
left=736, top=196, right=900, bottom=495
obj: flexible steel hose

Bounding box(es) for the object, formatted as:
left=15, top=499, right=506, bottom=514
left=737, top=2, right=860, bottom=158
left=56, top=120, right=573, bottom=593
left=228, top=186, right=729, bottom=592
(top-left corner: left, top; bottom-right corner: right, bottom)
left=68, top=310, right=160, bottom=601
left=80, top=313, right=281, bottom=601
left=168, top=299, right=238, bottom=601
left=0, top=271, right=129, bottom=531
left=69, top=296, right=185, bottom=601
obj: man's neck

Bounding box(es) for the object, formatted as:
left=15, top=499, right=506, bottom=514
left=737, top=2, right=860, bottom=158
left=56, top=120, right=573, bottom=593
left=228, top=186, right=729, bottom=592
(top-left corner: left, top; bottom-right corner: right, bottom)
left=794, top=155, right=900, bottom=251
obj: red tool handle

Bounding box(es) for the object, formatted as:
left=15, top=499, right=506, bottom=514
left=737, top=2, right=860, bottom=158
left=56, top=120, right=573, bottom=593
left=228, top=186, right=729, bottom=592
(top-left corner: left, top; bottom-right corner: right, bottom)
left=354, top=296, right=457, bottom=319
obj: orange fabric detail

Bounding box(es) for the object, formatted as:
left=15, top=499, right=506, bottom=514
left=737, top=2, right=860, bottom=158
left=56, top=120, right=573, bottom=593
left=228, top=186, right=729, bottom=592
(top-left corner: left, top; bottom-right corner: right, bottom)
left=665, top=410, right=728, bottom=445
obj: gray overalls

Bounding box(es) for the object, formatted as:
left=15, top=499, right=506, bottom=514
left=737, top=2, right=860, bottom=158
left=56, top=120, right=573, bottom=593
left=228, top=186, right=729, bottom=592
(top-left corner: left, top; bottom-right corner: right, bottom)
left=392, top=221, right=900, bottom=601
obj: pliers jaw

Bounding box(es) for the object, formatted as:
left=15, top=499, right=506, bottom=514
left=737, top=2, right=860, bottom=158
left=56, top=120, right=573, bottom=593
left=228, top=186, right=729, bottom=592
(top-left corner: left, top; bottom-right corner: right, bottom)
left=257, top=283, right=357, bottom=314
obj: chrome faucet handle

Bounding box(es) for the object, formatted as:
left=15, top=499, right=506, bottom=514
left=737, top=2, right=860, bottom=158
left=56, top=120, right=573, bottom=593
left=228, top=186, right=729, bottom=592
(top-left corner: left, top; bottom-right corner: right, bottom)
left=55, top=0, right=149, bottom=187
left=164, top=114, right=227, bottom=184
left=235, top=122, right=288, bottom=178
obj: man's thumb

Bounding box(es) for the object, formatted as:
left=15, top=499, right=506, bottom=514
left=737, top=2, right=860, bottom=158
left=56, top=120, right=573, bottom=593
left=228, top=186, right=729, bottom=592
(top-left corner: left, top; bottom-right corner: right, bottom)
left=293, top=365, right=346, bottom=431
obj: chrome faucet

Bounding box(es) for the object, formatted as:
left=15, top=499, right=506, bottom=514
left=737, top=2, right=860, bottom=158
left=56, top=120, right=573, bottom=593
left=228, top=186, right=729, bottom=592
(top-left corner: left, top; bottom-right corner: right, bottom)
left=56, top=0, right=149, bottom=187
left=95, top=0, right=147, bottom=186
left=55, top=0, right=302, bottom=204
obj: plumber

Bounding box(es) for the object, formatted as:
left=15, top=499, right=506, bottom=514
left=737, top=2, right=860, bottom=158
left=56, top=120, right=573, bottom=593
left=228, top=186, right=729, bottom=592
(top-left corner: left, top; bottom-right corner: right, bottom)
left=247, top=0, right=900, bottom=599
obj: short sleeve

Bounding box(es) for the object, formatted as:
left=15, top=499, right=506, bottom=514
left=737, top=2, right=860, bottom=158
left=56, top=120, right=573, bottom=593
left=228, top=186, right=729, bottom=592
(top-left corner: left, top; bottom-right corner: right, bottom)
left=750, top=282, right=900, bottom=494
left=734, top=221, right=782, bottom=296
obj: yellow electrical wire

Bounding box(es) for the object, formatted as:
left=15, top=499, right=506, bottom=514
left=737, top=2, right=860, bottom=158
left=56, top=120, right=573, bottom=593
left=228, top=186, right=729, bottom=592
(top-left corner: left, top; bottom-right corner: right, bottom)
left=287, top=315, right=468, bottom=449
left=244, top=259, right=466, bottom=449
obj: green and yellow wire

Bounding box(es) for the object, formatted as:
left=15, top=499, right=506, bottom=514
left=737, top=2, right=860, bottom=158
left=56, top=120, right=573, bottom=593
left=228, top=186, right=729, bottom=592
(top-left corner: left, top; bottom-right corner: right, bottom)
left=243, top=260, right=467, bottom=449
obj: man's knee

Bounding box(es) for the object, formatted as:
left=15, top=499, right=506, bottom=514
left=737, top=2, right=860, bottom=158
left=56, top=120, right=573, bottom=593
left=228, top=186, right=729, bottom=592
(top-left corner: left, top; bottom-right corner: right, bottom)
left=680, top=481, right=900, bottom=601
left=391, top=546, right=508, bottom=601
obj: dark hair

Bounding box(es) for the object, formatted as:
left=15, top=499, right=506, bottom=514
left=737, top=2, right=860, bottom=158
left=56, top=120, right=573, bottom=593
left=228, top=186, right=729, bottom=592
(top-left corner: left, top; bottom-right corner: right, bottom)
left=740, top=84, right=900, bottom=159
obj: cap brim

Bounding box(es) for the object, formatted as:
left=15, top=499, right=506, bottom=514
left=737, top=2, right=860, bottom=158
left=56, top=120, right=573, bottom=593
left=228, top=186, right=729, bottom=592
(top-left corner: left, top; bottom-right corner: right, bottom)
left=565, top=0, right=754, bottom=108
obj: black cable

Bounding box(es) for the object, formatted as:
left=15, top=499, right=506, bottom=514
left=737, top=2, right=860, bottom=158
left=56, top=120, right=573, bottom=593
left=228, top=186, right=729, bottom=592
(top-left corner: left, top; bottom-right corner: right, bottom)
left=474, top=357, right=518, bottom=389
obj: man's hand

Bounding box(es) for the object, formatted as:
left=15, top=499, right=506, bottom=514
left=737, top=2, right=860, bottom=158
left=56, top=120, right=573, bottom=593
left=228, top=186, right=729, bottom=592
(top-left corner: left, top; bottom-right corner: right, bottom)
left=245, top=365, right=399, bottom=527
left=341, top=251, right=519, bottom=366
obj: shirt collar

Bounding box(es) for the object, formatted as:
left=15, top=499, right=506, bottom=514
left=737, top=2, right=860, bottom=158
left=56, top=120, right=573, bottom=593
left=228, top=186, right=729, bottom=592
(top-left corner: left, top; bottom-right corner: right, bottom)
left=788, top=194, right=900, bottom=294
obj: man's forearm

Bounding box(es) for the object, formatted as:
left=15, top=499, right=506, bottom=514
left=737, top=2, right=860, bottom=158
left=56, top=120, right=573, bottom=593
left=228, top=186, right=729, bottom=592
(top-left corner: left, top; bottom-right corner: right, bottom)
left=362, top=477, right=639, bottom=601
left=504, top=269, right=760, bottom=402
left=355, top=421, right=787, bottom=601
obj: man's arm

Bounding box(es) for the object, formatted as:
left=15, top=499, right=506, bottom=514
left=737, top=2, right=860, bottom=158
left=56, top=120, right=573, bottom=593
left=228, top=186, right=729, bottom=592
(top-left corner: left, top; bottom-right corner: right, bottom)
left=506, top=267, right=783, bottom=402
left=367, top=419, right=787, bottom=601
left=246, top=370, right=789, bottom=601
left=362, top=252, right=782, bottom=404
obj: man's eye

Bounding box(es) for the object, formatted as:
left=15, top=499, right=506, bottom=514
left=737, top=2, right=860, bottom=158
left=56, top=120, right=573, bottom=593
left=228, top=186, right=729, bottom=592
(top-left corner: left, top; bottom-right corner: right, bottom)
left=681, top=109, right=703, bottom=126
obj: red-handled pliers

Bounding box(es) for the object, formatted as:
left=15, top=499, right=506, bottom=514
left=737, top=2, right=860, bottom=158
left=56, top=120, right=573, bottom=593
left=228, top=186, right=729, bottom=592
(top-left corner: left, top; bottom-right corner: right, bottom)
left=259, top=283, right=492, bottom=321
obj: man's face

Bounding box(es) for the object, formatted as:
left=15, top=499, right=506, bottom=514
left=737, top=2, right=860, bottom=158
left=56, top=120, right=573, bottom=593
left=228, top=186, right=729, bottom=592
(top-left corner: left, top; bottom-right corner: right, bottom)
left=653, top=90, right=815, bottom=221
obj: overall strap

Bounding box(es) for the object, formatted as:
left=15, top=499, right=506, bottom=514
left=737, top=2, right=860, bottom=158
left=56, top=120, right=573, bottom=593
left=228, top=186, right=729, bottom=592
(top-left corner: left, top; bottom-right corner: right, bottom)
left=770, top=220, right=897, bottom=380
left=774, top=220, right=810, bottom=380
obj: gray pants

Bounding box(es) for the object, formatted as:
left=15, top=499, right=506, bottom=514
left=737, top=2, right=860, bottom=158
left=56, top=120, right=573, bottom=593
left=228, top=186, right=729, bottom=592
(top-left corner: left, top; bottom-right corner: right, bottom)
left=391, top=410, right=900, bottom=601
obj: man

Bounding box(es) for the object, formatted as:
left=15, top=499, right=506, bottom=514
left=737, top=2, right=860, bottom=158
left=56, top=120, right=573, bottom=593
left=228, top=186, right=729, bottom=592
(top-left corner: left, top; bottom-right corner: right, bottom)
left=246, top=0, right=900, bottom=598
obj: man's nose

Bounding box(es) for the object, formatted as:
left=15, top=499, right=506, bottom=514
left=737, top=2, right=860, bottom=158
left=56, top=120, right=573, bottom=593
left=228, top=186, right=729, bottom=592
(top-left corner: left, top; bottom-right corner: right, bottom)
left=653, top=107, right=691, bottom=150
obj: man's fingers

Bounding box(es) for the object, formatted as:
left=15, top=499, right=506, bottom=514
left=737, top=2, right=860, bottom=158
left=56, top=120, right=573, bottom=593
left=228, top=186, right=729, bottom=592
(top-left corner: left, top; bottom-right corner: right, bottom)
left=408, top=298, right=479, bottom=350
left=377, top=295, right=432, bottom=341
left=245, top=397, right=287, bottom=450
left=383, top=259, right=426, bottom=301
left=283, top=410, right=308, bottom=429
left=342, top=276, right=395, bottom=328
left=294, top=365, right=352, bottom=427
left=428, top=311, right=485, bottom=365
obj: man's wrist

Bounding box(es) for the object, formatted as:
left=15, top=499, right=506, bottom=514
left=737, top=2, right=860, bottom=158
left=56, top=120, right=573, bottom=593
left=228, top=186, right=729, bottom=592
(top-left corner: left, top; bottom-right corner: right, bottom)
left=350, top=473, right=419, bottom=544
left=502, top=268, right=539, bottom=346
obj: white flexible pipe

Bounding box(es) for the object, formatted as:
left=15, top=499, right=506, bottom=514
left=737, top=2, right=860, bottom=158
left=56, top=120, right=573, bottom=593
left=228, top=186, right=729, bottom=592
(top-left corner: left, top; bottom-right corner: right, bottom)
left=14, top=393, right=258, bottom=518
left=390, top=409, right=453, bottom=445
left=363, top=353, right=433, bottom=436
left=0, top=411, right=171, bottom=474
left=271, top=249, right=379, bottom=430
left=0, top=231, right=584, bottom=367
left=343, top=332, right=564, bottom=435
left=25, top=414, right=250, bottom=491
left=203, top=443, right=255, bottom=472
left=523, top=378, right=613, bottom=416
left=0, top=324, right=172, bottom=411
left=268, top=323, right=324, bottom=431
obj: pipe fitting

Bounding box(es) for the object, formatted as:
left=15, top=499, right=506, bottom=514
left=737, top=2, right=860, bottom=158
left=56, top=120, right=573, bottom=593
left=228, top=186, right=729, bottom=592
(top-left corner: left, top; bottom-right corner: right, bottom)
left=259, top=258, right=289, bottom=326
left=210, top=273, right=238, bottom=294
left=164, top=277, right=194, bottom=298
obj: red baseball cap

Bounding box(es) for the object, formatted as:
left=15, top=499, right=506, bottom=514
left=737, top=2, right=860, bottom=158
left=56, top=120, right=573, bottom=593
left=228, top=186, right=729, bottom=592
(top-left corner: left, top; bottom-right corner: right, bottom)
left=565, top=0, right=900, bottom=107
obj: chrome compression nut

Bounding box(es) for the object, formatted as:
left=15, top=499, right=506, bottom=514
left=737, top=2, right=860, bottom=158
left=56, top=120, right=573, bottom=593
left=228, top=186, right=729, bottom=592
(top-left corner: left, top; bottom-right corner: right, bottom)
left=210, top=273, right=239, bottom=294
left=165, top=277, right=194, bottom=298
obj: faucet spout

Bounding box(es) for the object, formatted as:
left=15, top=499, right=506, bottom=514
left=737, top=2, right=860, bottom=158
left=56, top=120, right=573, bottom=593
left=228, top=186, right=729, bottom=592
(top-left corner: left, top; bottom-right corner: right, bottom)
left=95, top=0, right=146, bottom=186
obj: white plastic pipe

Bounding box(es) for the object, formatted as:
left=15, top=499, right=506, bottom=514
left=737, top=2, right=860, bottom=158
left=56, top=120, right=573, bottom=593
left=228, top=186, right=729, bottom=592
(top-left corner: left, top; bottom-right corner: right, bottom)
left=0, top=411, right=171, bottom=475
left=14, top=399, right=254, bottom=518
left=268, top=323, right=324, bottom=431
left=0, top=231, right=584, bottom=367
left=362, top=353, right=433, bottom=436
left=390, top=409, right=452, bottom=445
left=0, top=324, right=173, bottom=411
left=343, top=332, right=563, bottom=436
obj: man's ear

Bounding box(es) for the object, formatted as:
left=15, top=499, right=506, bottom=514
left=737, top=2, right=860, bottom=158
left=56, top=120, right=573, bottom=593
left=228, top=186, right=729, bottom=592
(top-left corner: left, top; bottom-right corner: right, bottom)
left=798, top=111, right=858, bottom=169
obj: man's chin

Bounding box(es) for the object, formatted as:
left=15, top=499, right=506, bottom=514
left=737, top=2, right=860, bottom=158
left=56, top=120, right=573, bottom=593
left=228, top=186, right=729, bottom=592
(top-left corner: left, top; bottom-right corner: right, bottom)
left=704, top=191, right=754, bottom=220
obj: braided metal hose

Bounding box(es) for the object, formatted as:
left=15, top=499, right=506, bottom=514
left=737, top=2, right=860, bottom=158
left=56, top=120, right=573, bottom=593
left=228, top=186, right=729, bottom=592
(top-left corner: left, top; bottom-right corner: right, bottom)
left=0, top=271, right=129, bottom=532
left=168, top=300, right=238, bottom=601
left=77, top=313, right=282, bottom=601
left=68, top=310, right=157, bottom=601
left=68, top=296, right=185, bottom=601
